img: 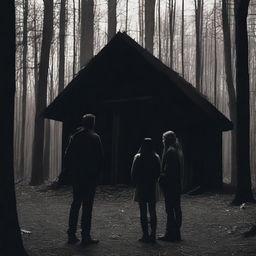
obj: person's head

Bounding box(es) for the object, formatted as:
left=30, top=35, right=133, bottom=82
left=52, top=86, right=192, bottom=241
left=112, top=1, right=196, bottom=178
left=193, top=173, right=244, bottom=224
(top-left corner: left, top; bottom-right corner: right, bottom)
left=140, top=138, right=154, bottom=155
left=162, top=130, right=177, bottom=147
left=81, top=114, right=95, bottom=130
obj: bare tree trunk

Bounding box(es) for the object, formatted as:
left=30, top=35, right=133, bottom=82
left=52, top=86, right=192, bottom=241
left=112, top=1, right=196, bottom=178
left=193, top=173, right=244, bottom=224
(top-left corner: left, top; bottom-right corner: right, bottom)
left=214, top=0, right=217, bottom=105
left=181, top=0, right=184, bottom=77
left=80, top=0, right=94, bottom=68
left=59, top=0, right=66, bottom=93
left=33, top=0, right=39, bottom=101
left=0, top=1, right=29, bottom=254
left=202, top=17, right=208, bottom=96
left=15, top=8, right=23, bottom=178
left=194, top=0, right=203, bottom=91
left=164, top=0, right=169, bottom=65
left=138, top=0, right=144, bottom=46
left=108, top=0, right=116, bottom=42
left=222, top=0, right=237, bottom=188
left=232, top=0, right=255, bottom=204
left=43, top=48, right=55, bottom=180
left=145, top=0, right=156, bottom=54
left=20, top=0, right=28, bottom=180
left=125, top=0, right=129, bottom=32
left=73, top=0, right=76, bottom=77
left=157, top=0, right=161, bottom=60
left=30, top=0, right=53, bottom=186
left=169, top=0, right=176, bottom=68
left=199, top=1, right=204, bottom=89
left=78, top=0, right=81, bottom=65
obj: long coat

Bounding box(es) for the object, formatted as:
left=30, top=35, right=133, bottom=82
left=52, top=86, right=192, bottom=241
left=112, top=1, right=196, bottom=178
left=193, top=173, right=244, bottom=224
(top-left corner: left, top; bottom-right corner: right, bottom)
left=131, top=152, right=160, bottom=203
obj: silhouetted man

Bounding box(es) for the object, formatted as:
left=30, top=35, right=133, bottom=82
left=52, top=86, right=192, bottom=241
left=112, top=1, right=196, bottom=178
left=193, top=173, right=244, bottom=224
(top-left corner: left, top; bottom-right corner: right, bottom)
left=158, top=131, right=182, bottom=242
left=66, top=114, right=104, bottom=246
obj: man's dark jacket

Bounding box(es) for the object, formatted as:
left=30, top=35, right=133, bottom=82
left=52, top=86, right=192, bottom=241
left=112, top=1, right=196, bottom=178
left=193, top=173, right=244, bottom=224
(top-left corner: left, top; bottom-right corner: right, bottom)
left=66, top=128, right=104, bottom=185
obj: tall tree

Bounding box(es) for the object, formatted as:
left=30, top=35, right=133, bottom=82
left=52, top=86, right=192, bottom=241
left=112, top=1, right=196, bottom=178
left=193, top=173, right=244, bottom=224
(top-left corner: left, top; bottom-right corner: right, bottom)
left=157, top=0, right=162, bottom=60
left=181, top=0, right=184, bottom=77
left=59, top=0, right=66, bottom=93
left=72, top=0, right=77, bottom=77
left=33, top=0, right=39, bottom=100
left=213, top=0, right=217, bottom=105
left=222, top=0, right=237, bottom=187
left=20, top=0, right=29, bottom=179
left=108, top=0, right=116, bottom=42
left=169, top=0, right=176, bottom=68
left=30, top=0, right=53, bottom=185
left=0, top=1, right=29, bottom=255
left=125, top=0, right=129, bottom=32
left=138, top=0, right=144, bottom=46
left=232, top=0, right=255, bottom=204
left=194, top=0, right=203, bottom=91
left=43, top=48, right=55, bottom=180
left=145, top=0, right=156, bottom=54
left=80, top=0, right=94, bottom=68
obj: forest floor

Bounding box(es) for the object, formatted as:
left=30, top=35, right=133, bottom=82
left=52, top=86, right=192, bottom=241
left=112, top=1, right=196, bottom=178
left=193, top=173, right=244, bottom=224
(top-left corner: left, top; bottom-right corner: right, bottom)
left=16, top=184, right=256, bottom=256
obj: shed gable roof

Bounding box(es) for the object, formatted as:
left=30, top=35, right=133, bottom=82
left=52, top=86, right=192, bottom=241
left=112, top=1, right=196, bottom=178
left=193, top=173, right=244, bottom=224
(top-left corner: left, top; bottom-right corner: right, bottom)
left=44, top=32, right=233, bottom=131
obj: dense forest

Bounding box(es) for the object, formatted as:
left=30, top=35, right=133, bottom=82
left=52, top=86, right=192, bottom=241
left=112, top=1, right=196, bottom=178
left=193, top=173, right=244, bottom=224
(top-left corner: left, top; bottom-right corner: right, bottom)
left=13, top=0, right=256, bottom=189
left=1, top=0, right=256, bottom=255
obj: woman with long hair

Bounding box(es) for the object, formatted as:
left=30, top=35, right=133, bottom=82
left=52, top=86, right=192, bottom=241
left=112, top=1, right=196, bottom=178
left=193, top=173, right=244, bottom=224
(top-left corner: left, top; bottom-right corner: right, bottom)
left=158, top=131, right=183, bottom=242
left=131, top=138, right=160, bottom=243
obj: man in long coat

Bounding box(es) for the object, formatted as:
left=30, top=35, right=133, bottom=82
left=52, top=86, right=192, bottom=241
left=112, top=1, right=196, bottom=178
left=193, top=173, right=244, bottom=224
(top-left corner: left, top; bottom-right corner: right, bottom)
left=66, top=114, right=104, bottom=246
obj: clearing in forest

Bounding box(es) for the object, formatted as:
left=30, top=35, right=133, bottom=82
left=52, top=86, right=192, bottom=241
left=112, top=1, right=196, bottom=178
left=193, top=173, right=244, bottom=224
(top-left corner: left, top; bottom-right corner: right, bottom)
left=17, top=185, right=256, bottom=256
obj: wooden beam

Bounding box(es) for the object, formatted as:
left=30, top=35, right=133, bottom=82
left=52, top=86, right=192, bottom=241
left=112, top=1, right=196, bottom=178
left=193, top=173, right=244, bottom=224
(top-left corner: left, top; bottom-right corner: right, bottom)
left=104, top=96, right=154, bottom=104
left=111, top=111, right=120, bottom=184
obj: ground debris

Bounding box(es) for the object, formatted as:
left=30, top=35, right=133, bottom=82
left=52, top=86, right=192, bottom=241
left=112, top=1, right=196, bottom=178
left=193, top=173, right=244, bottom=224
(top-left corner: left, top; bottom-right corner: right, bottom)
left=21, top=229, right=32, bottom=235
left=16, top=185, right=256, bottom=256
left=227, top=225, right=238, bottom=234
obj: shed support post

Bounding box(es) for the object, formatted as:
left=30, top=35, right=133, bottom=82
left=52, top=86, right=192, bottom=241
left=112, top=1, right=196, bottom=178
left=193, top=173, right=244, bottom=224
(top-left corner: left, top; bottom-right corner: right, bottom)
left=111, top=111, right=120, bottom=184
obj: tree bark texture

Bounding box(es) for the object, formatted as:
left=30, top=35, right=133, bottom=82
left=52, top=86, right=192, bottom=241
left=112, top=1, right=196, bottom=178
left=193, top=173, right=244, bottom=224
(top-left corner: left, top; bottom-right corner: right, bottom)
left=233, top=0, right=255, bottom=204
left=108, top=0, right=116, bottom=42
left=158, top=0, right=162, bottom=60
left=0, top=1, right=29, bottom=255
left=169, top=0, right=176, bottom=68
left=59, top=0, right=66, bottom=93
left=181, top=0, right=184, bottom=77
left=33, top=0, right=39, bottom=100
left=145, top=0, right=156, bottom=54
left=194, top=0, right=203, bottom=91
left=20, top=0, right=28, bottom=179
left=80, top=0, right=94, bottom=68
left=30, top=0, right=53, bottom=185
left=222, top=0, right=237, bottom=187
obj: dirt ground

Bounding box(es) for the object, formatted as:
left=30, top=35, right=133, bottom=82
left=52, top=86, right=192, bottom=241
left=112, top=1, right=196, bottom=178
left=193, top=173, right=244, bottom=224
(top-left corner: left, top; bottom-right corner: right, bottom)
left=16, top=184, right=256, bottom=256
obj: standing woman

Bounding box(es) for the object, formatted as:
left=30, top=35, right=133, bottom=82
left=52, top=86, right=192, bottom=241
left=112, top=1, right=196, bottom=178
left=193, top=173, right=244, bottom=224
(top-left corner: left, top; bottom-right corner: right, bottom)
left=158, top=131, right=182, bottom=242
left=131, top=138, right=161, bottom=243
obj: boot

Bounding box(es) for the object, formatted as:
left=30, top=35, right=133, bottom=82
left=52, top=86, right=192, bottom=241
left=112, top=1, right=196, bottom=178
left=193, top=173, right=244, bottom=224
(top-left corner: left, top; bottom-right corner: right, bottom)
left=138, top=235, right=150, bottom=243
left=149, top=219, right=157, bottom=243
left=67, top=234, right=80, bottom=244
left=175, top=229, right=181, bottom=241
left=158, top=229, right=181, bottom=243
left=149, top=233, right=156, bottom=243
left=139, top=221, right=150, bottom=243
left=80, top=234, right=99, bottom=247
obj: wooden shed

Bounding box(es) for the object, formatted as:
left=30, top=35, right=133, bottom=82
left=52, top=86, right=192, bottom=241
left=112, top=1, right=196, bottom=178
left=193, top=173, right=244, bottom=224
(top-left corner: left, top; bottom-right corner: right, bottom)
left=44, top=32, right=233, bottom=191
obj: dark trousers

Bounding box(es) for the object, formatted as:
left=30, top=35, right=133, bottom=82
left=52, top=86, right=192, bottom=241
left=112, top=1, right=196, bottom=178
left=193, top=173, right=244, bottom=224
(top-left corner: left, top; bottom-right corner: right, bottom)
left=164, top=193, right=182, bottom=238
left=138, top=202, right=157, bottom=237
left=67, top=183, right=96, bottom=238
